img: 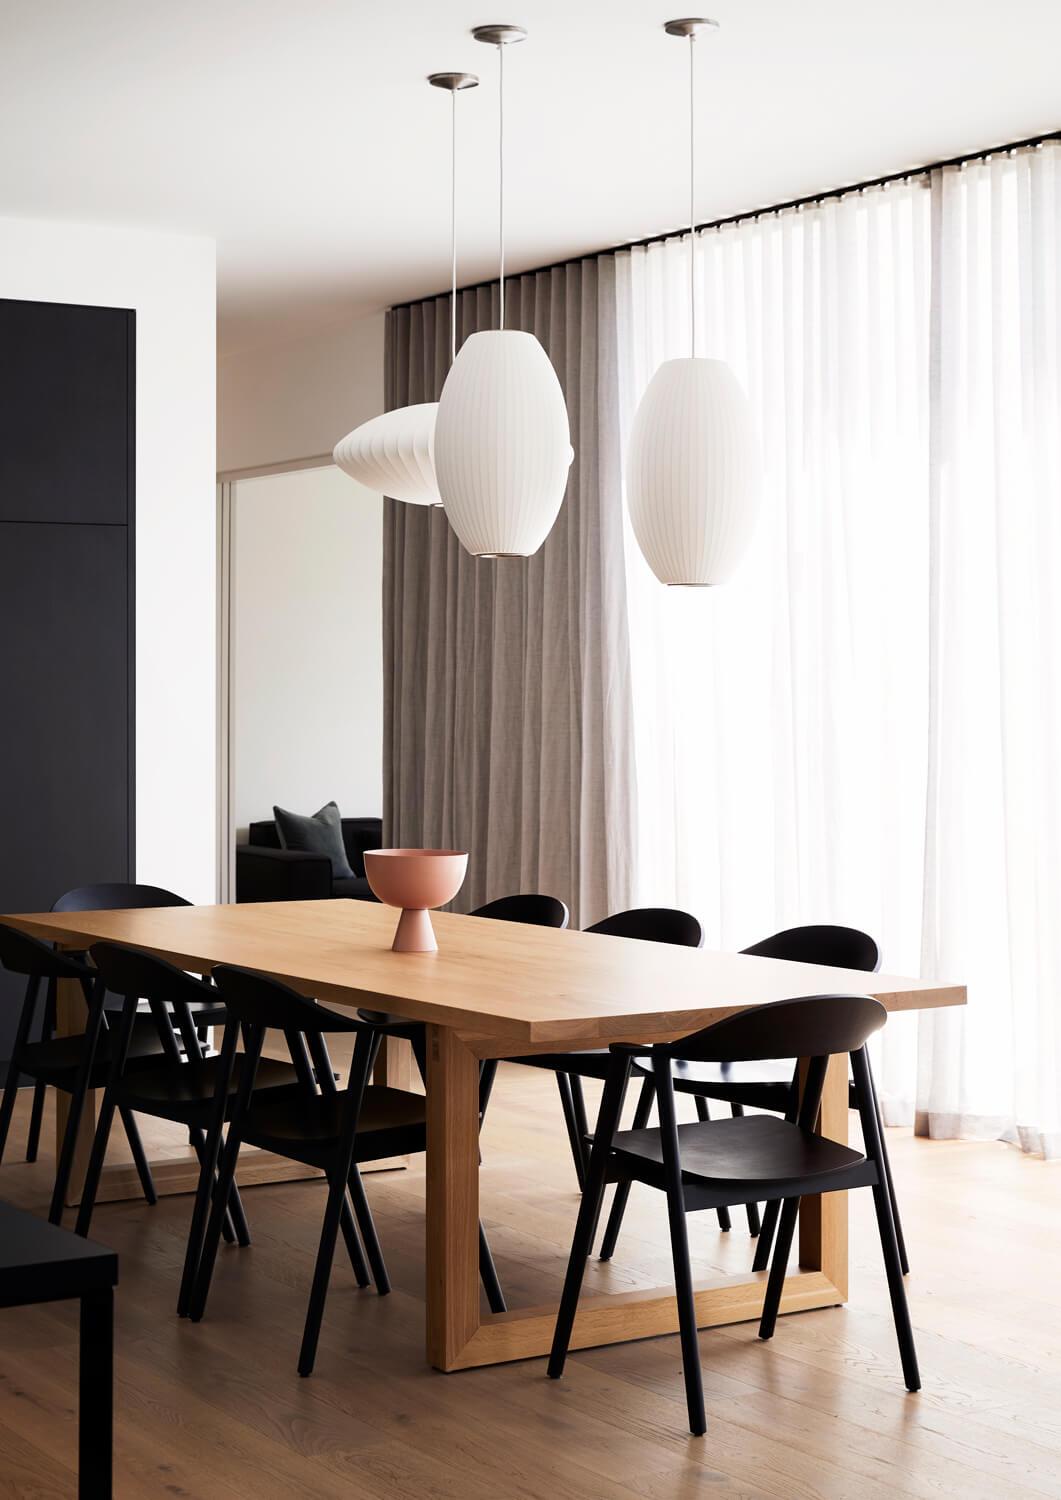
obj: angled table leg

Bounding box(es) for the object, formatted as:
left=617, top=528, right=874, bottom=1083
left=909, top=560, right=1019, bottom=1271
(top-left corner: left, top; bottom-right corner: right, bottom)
left=425, top=1024, right=481, bottom=1370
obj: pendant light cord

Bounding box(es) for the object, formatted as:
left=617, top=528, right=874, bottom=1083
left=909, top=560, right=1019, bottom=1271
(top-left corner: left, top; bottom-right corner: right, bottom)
left=688, top=32, right=696, bottom=358
left=451, top=88, right=458, bottom=364
left=498, top=39, right=506, bottom=330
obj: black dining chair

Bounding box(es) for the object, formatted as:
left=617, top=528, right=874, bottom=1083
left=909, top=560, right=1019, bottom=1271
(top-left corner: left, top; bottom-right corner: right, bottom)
left=0, top=923, right=165, bottom=1223
left=189, top=965, right=506, bottom=1376
left=20, top=882, right=202, bottom=1171
left=548, top=993, right=919, bottom=1436
left=598, top=925, right=907, bottom=1274
left=72, top=943, right=294, bottom=1317
left=503, top=908, right=706, bottom=1197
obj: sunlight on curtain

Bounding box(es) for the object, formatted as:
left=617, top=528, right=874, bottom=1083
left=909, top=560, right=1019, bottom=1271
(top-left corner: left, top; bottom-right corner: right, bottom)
left=616, top=147, right=1061, bottom=1153
left=919, top=145, right=1061, bottom=1154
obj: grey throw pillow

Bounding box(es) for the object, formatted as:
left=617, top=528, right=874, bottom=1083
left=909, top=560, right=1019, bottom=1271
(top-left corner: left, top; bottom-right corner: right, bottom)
left=273, top=801, right=355, bottom=881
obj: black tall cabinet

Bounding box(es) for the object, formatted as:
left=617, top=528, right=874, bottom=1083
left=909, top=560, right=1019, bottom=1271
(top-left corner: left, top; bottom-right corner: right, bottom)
left=0, top=298, right=135, bottom=1071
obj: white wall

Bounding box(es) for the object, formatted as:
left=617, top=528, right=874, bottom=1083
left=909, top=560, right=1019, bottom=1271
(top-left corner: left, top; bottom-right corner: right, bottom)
left=218, top=311, right=385, bottom=474
left=0, top=215, right=217, bottom=903
left=231, top=464, right=382, bottom=840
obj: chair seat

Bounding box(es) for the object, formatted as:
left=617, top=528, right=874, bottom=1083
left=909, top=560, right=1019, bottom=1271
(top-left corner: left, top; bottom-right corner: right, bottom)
left=611, top=1113, right=868, bottom=1190
left=242, top=1084, right=427, bottom=1166
left=19, top=1018, right=166, bottom=1087
left=119, top=1054, right=298, bottom=1120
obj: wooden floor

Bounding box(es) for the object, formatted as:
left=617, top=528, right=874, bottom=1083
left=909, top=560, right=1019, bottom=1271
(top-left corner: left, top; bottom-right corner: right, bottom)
left=0, top=1061, right=1059, bottom=1500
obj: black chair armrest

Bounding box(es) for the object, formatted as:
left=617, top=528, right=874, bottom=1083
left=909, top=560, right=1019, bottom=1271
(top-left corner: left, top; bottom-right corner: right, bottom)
left=235, top=845, right=332, bottom=904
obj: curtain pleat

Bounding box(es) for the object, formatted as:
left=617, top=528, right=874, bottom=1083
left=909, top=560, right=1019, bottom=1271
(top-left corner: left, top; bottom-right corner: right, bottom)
left=382, top=260, right=637, bottom=925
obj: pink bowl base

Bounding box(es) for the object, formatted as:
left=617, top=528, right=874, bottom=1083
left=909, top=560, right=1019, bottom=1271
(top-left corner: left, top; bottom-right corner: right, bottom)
left=391, top=907, right=438, bottom=954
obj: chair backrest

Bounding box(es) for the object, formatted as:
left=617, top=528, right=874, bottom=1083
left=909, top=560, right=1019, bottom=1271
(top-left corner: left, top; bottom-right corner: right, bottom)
left=211, top=965, right=364, bottom=1034
left=587, top=907, right=704, bottom=948
left=52, top=883, right=191, bottom=913
left=0, top=923, right=94, bottom=981
left=471, top=894, right=570, bottom=929
left=663, top=992, right=886, bottom=1063
left=742, top=924, right=880, bottom=973
left=89, top=942, right=214, bottom=1011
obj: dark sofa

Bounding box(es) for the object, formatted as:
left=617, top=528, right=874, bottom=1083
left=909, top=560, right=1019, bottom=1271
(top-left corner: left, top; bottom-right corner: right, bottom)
left=235, top=816, right=382, bottom=904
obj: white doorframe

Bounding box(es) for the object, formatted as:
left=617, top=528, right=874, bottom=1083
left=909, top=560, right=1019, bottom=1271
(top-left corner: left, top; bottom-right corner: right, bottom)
left=215, top=455, right=374, bottom=903
left=216, top=480, right=236, bottom=902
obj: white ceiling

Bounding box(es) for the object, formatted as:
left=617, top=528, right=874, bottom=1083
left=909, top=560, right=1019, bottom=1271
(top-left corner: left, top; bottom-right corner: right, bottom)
left=2, top=0, right=1059, bottom=357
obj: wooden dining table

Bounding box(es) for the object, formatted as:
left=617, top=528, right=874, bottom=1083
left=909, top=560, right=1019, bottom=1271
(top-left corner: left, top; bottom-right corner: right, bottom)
left=3, top=897, right=965, bottom=1372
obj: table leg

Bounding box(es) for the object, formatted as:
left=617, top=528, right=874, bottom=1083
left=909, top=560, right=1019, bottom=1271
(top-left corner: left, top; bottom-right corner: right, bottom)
left=798, top=1051, right=850, bottom=1299
left=79, top=1287, right=113, bottom=1498
left=374, top=1035, right=414, bottom=1092
left=55, top=976, right=96, bottom=1206
left=426, top=1024, right=480, bottom=1370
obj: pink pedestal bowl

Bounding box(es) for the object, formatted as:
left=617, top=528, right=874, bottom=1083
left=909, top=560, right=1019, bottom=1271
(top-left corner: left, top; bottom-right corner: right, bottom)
left=363, top=849, right=469, bottom=953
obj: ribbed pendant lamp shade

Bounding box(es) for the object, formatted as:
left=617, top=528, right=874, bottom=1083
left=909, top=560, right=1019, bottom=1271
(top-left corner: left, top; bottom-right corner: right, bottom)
left=434, top=329, right=572, bottom=556
left=332, top=402, right=440, bottom=506
left=627, top=357, right=760, bottom=586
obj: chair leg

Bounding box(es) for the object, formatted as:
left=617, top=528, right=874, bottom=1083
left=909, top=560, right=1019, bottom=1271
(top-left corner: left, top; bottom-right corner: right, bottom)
left=864, top=1061, right=909, bottom=1275
left=188, top=1127, right=235, bottom=1245
left=298, top=1170, right=348, bottom=1377
left=598, top=1073, right=655, bottom=1261
left=25, top=1079, right=47, bottom=1163
left=221, top=1165, right=252, bottom=1249
left=189, top=1120, right=245, bottom=1322
left=50, top=1081, right=91, bottom=1226
left=27, top=979, right=56, bottom=1164
left=119, top=1107, right=158, bottom=1207
left=74, top=1092, right=123, bottom=1239
left=569, top=1075, right=591, bottom=1180
left=0, top=975, right=40, bottom=1166
left=339, top=1192, right=370, bottom=1288
left=549, top=1057, right=631, bottom=1379
left=851, top=1047, right=919, bottom=1387
left=347, top=1164, right=390, bottom=1295
left=178, top=1124, right=226, bottom=1318
left=0, top=1062, right=21, bottom=1168
left=653, top=1057, right=706, bottom=1436
left=554, top=1072, right=588, bottom=1192
left=728, top=1103, right=761, bottom=1236
left=693, top=1097, right=732, bottom=1233
left=870, top=1174, right=920, bottom=1390
left=478, top=1058, right=499, bottom=1119
left=758, top=1196, right=800, bottom=1341
left=478, top=1222, right=507, bottom=1313
left=663, top=1164, right=706, bottom=1435
left=752, top=1197, right=781, bottom=1272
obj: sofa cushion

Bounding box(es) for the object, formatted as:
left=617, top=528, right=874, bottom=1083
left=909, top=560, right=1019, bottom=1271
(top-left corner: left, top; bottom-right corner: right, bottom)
left=332, top=876, right=375, bottom=901
left=273, top=801, right=355, bottom=880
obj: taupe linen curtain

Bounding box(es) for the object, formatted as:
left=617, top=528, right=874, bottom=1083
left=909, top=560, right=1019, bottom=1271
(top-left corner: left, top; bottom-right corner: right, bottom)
left=383, top=258, right=636, bottom=925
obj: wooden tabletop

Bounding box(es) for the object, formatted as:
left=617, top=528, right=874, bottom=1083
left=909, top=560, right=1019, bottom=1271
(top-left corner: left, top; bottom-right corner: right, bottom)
left=2, top=899, right=966, bottom=1045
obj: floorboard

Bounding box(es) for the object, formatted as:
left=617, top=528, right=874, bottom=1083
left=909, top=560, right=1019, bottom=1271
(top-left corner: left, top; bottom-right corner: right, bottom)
left=0, top=1062, right=1057, bottom=1499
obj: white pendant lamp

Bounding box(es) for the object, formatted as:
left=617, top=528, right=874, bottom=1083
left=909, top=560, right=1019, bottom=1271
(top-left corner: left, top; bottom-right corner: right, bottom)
left=332, top=70, right=479, bottom=506
left=434, top=24, right=573, bottom=558
left=627, top=19, right=760, bottom=586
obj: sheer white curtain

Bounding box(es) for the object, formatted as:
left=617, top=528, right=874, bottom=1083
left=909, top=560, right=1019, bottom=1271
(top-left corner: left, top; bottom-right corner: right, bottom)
left=919, top=146, right=1061, bottom=1154
left=615, top=144, right=1061, bottom=1154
